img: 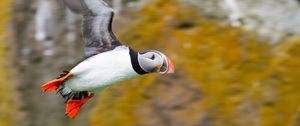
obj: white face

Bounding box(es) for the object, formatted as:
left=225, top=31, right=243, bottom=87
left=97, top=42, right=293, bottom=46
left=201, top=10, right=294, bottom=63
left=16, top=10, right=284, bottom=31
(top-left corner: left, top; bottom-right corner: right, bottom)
left=137, top=51, right=164, bottom=73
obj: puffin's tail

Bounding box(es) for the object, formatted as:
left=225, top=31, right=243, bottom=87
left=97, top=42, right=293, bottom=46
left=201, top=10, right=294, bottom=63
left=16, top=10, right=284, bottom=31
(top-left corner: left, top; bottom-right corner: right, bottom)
left=41, top=71, right=93, bottom=119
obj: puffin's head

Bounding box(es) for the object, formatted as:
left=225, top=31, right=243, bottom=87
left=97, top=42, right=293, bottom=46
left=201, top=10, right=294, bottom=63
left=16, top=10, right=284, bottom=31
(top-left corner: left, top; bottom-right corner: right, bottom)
left=137, top=50, right=174, bottom=74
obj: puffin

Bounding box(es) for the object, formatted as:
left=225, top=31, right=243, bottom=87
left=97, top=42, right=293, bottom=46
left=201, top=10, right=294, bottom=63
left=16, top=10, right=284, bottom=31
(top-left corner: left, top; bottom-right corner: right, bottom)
left=41, top=0, right=174, bottom=119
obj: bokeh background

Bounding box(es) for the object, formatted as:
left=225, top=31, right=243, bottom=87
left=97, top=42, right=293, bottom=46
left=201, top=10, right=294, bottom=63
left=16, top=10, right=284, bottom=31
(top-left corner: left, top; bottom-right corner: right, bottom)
left=1, top=0, right=300, bottom=126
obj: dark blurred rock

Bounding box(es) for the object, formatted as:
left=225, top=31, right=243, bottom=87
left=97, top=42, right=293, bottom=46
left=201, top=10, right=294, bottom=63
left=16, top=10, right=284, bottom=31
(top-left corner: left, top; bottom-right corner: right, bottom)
left=10, top=0, right=87, bottom=126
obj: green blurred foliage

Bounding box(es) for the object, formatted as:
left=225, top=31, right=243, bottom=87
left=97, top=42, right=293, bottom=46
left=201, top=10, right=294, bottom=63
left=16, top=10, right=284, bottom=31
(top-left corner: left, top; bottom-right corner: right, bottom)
left=91, top=0, right=300, bottom=126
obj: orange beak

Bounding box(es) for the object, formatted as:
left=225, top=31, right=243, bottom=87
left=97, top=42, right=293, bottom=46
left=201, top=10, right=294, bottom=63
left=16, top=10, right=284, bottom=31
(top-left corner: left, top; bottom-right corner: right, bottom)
left=165, top=56, right=175, bottom=74
left=159, top=54, right=175, bottom=74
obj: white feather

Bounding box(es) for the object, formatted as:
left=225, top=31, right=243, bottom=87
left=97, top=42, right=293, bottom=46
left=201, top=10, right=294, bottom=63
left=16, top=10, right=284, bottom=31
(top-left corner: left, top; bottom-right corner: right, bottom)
left=66, top=46, right=139, bottom=92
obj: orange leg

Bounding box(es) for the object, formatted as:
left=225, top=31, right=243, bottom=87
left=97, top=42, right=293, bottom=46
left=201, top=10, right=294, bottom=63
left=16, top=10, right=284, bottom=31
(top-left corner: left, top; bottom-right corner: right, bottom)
left=41, top=73, right=73, bottom=92
left=65, top=92, right=94, bottom=119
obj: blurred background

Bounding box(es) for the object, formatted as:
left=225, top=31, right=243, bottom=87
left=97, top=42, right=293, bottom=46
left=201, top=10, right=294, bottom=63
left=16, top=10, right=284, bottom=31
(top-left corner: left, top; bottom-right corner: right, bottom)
left=1, top=0, right=300, bottom=126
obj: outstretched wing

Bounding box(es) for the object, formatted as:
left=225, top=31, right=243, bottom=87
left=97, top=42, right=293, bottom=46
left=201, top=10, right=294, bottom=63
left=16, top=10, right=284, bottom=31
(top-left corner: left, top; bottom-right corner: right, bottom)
left=63, top=0, right=122, bottom=59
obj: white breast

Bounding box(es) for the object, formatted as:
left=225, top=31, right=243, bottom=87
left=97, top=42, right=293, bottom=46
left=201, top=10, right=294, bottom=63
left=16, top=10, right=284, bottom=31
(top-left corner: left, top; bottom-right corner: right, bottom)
left=66, top=46, right=139, bottom=92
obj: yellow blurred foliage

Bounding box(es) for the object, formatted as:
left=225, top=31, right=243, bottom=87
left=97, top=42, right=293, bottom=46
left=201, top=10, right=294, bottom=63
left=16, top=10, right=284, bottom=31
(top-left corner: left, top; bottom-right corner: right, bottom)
left=91, top=0, right=300, bottom=126
left=0, top=0, right=17, bottom=126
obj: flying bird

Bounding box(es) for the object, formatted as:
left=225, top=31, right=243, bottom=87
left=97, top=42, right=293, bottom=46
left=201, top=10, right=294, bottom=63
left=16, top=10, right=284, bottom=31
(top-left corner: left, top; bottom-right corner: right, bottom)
left=41, top=0, right=174, bottom=119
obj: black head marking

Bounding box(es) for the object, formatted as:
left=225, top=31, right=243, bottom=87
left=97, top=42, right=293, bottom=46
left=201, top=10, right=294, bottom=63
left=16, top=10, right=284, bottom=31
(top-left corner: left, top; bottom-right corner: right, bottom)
left=129, top=48, right=148, bottom=75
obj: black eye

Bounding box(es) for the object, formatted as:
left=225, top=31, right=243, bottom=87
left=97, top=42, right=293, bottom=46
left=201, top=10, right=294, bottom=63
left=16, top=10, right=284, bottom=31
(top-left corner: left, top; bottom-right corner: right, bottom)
left=150, top=54, right=155, bottom=60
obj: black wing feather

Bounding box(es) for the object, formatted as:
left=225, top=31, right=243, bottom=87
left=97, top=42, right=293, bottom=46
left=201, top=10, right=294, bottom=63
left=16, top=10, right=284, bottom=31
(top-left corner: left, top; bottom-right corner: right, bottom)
left=63, top=0, right=121, bottom=59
